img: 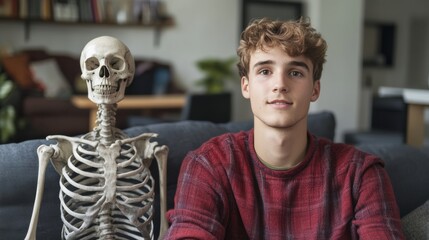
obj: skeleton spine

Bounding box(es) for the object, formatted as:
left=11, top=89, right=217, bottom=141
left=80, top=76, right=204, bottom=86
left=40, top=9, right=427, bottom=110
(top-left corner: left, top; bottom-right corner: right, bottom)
left=98, top=104, right=117, bottom=145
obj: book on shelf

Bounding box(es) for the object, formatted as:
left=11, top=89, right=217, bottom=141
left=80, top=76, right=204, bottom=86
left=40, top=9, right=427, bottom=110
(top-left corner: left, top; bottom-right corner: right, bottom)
left=2, top=0, right=170, bottom=25
left=53, top=0, right=78, bottom=22
left=0, top=0, right=19, bottom=18
left=41, top=0, right=53, bottom=20
left=19, top=0, right=27, bottom=18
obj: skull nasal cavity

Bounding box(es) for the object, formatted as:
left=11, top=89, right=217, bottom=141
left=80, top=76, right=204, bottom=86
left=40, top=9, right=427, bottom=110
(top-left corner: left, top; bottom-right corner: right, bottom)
left=99, top=65, right=110, bottom=78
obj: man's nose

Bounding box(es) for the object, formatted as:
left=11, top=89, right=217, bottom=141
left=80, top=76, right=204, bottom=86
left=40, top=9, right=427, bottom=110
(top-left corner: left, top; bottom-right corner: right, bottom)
left=272, top=74, right=288, bottom=93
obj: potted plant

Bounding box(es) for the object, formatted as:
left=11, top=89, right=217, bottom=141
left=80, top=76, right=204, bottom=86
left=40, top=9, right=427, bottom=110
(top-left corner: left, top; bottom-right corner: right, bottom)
left=195, top=56, right=237, bottom=93
left=0, top=71, right=19, bottom=143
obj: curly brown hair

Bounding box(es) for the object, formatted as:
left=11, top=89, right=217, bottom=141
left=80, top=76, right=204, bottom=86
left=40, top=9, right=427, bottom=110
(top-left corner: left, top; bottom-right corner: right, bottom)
left=237, top=18, right=327, bottom=81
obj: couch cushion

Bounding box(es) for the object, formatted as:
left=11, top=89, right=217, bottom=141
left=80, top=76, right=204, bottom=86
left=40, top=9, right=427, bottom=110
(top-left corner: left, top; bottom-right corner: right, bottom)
left=30, top=59, right=72, bottom=99
left=307, top=110, right=336, bottom=141
left=344, top=130, right=403, bottom=145
left=220, top=120, right=253, bottom=133
left=401, top=200, right=429, bottom=240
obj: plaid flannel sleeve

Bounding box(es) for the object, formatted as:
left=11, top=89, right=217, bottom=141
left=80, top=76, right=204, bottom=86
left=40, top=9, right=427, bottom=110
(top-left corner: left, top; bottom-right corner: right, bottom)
left=352, top=158, right=405, bottom=240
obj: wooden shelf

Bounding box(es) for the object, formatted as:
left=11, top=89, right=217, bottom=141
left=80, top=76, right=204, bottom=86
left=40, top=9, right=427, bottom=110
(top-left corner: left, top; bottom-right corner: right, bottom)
left=0, top=16, right=173, bottom=27
left=72, top=94, right=186, bottom=130
left=0, top=16, right=174, bottom=46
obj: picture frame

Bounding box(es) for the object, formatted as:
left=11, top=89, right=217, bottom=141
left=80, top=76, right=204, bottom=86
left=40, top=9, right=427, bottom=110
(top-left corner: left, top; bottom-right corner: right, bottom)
left=362, top=22, right=396, bottom=67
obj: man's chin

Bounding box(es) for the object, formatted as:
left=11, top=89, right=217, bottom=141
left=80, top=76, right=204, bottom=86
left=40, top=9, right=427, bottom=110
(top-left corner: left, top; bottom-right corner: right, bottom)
left=255, top=117, right=294, bottom=129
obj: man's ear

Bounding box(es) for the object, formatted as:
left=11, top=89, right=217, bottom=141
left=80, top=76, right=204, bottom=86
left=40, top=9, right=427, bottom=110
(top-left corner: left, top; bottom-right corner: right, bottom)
left=241, top=76, right=250, bottom=99
left=310, top=80, right=320, bottom=102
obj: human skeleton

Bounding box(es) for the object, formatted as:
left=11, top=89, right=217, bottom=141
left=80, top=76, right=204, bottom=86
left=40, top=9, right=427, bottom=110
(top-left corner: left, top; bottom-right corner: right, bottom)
left=25, top=36, right=168, bottom=240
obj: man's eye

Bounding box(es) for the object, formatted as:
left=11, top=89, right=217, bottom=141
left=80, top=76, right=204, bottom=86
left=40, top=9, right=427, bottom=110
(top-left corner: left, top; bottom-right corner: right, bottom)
left=290, top=71, right=303, bottom=77
left=259, top=69, right=270, bottom=75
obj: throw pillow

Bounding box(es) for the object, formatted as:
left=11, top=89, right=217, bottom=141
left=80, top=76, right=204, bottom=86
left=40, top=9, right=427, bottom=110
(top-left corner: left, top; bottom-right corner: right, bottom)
left=401, top=200, right=429, bottom=240
left=1, top=53, right=36, bottom=89
left=30, top=59, right=72, bottom=98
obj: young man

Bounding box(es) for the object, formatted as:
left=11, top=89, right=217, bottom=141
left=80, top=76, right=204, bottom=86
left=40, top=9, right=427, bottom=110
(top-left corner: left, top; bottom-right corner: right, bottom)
left=164, top=18, right=404, bottom=239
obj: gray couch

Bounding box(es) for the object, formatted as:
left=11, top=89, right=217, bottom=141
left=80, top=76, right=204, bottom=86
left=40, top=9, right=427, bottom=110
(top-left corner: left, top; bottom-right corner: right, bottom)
left=0, top=111, right=427, bottom=239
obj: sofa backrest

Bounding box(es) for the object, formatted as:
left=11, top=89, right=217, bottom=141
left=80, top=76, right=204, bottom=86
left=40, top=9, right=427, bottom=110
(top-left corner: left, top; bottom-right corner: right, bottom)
left=0, top=112, right=335, bottom=239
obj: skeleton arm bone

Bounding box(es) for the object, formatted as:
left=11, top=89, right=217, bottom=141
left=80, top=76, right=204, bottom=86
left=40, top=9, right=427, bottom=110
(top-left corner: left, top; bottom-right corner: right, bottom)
left=25, top=136, right=77, bottom=240
left=24, top=145, right=57, bottom=240
left=154, top=145, right=169, bottom=240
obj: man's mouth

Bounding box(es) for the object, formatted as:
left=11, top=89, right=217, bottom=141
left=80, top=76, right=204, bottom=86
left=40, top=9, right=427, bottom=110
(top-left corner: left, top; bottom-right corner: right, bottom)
left=268, top=99, right=292, bottom=105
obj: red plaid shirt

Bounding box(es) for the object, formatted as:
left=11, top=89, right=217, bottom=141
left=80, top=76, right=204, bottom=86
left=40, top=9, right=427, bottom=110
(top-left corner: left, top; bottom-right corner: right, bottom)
left=165, top=130, right=404, bottom=240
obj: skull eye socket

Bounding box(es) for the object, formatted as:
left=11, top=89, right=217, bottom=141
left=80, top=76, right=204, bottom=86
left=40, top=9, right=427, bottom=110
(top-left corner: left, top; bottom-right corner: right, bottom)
left=85, top=57, right=100, bottom=71
left=110, top=57, right=125, bottom=71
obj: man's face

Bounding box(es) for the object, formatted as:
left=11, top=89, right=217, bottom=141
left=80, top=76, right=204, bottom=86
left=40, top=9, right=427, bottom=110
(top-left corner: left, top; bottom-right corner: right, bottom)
left=241, top=46, right=320, bottom=129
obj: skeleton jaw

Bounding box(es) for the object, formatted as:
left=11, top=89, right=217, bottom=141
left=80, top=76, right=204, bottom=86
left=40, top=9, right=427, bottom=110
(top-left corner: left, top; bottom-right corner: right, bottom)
left=93, top=83, right=118, bottom=95
left=87, top=78, right=127, bottom=104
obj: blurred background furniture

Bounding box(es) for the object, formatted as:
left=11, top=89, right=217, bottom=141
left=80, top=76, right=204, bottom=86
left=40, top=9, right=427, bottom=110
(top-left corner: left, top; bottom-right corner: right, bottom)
left=180, top=92, right=231, bottom=123
left=0, top=49, right=182, bottom=141
left=401, top=88, right=429, bottom=146
left=127, top=92, right=232, bottom=127
left=72, top=94, right=187, bottom=131
left=344, top=95, right=407, bottom=145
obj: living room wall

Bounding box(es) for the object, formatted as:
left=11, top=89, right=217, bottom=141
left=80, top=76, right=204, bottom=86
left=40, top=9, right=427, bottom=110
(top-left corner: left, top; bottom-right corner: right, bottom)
left=0, top=0, right=365, bottom=142
left=359, top=0, right=429, bottom=133
left=363, top=0, right=429, bottom=90
left=0, top=0, right=252, bottom=123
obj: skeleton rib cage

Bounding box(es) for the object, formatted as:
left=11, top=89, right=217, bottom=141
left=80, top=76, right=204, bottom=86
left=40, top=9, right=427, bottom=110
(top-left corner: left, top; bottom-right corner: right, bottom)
left=54, top=131, right=158, bottom=240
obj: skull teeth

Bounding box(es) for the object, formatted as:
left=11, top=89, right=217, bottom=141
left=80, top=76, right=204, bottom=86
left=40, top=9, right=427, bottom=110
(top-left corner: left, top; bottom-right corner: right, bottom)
left=93, top=85, right=118, bottom=95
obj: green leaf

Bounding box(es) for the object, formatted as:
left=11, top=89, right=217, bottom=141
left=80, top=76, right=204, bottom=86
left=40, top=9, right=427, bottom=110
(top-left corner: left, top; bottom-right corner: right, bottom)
left=195, top=56, right=237, bottom=93
left=0, top=105, right=16, bottom=143
left=0, top=81, right=13, bottom=99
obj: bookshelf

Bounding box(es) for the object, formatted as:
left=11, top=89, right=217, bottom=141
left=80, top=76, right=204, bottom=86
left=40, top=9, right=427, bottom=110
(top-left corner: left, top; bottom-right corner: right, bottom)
left=0, top=0, right=174, bottom=45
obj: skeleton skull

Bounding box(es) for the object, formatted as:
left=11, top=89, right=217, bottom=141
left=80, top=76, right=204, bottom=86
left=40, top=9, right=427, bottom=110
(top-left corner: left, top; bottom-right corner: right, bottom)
left=80, top=36, right=135, bottom=104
